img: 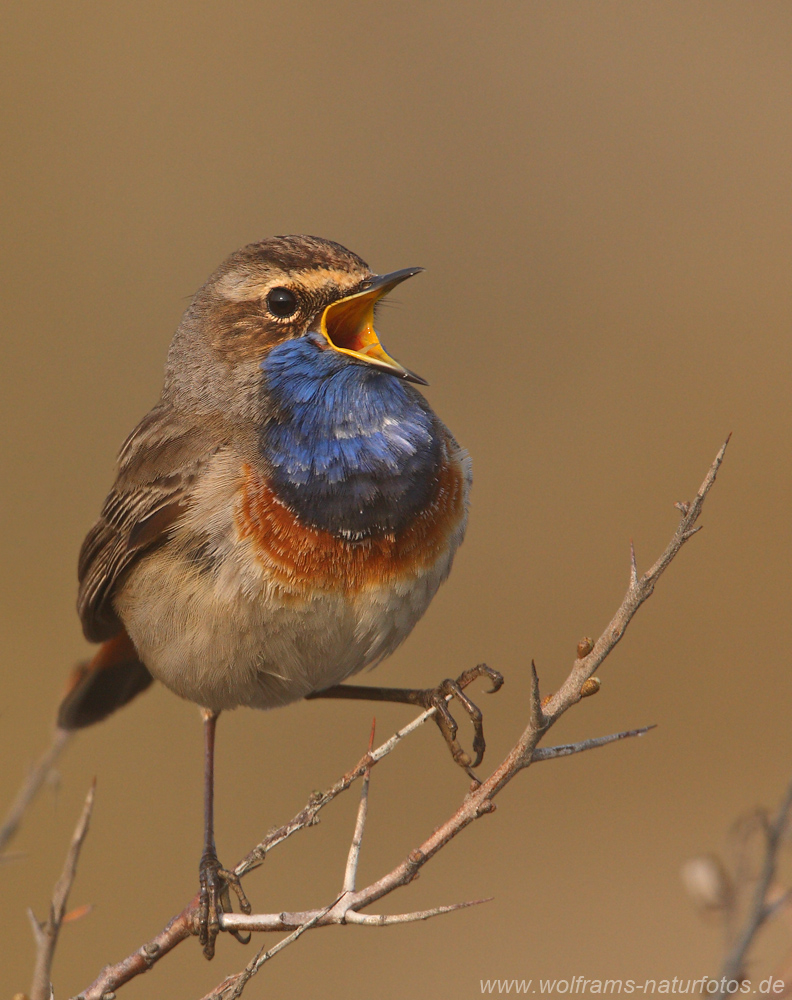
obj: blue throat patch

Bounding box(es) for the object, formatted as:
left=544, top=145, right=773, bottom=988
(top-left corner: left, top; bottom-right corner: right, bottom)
left=260, top=335, right=443, bottom=538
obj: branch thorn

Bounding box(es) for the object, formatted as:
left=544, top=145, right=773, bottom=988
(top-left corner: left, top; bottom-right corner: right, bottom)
left=529, top=661, right=544, bottom=730
left=630, top=539, right=638, bottom=587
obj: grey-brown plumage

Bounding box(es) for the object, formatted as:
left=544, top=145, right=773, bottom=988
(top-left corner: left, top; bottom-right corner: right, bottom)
left=58, top=235, right=496, bottom=960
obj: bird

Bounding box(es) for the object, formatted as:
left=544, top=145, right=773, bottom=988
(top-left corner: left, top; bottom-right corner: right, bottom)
left=56, top=235, right=502, bottom=957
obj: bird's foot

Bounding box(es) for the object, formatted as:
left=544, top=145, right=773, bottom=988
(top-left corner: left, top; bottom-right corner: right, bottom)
left=306, top=664, right=504, bottom=772
left=417, top=664, right=504, bottom=771
left=198, top=851, right=252, bottom=959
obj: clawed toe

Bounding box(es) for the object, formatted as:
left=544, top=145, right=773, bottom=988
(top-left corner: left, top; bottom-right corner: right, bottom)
left=198, top=853, right=251, bottom=959
left=306, top=664, right=504, bottom=772
left=420, top=663, right=504, bottom=770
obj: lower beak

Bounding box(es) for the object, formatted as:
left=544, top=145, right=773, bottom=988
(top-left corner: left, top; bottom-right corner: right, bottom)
left=319, top=267, right=428, bottom=385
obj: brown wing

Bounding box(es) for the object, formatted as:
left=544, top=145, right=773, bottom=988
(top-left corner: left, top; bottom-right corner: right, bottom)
left=77, top=403, right=224, bottom=642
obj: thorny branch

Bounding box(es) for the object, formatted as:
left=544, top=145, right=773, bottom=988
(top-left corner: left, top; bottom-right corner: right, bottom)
left=13, top=439, right=726, bottom=999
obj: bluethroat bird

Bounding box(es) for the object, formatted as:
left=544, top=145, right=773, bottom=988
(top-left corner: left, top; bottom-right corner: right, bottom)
left=57, top=235, right=503, bottom=957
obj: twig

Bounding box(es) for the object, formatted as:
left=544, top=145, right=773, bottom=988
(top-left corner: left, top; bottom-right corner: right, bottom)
left=201, top=903, right=338, bottom=1000
left=1, top=728, right=71, bottom=856
left=530, top=725, right=656, bottom=763
left=72, top=440, right=728, bottom=1000
left=213, top=728, right=657, bottom=937
left=74, top=714, right=437, bottom=1000
left=29, top=782, right=95, bottom=1000
left=716, top=776, right=792, bottom=994
left=539, top=435, right=729, bottom=727
left=343, top=727, right=374, bottom=894
left=235, top=706, right=436, bottom=879
left=221, top=897, right=490, bottom=933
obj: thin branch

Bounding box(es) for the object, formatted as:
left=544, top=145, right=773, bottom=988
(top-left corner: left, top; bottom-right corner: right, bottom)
left=72, top=440, right=728, bottom=1000
left=343, top=730, right=373, bottom=894
left=201, top=903, right=338, bottom=1000
left=0, top=728, right=71, bottom=856
left=29, top=782, right=95, bottom=1000
left=716, top=776, right=792, bottom=994
left=540, top=436, right=729, bottom=727
left=529, top=725, right=656, bottom=764
left=220, top=896, right=490, bottom=933
left=235, top=706, right=436, bottom=879
left=343, top=899, right=490, bottom=925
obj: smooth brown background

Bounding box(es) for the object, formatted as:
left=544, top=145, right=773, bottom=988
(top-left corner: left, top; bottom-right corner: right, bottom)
left=2, top=2, right=792, bottom=996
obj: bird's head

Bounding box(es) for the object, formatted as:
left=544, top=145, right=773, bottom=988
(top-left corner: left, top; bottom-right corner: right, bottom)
left=163, top=235, right=425, bottom=420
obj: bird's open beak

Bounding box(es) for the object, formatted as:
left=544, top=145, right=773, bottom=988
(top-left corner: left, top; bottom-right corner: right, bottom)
left=319, top=267, right=428, bottom=385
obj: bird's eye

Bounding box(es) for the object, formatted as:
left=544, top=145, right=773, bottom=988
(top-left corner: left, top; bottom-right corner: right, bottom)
left=266, top=287, right=298, bottom=318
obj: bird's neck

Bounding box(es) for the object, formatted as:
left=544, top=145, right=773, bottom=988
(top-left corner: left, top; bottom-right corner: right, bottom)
left=260, top=337, right=442, bottom=538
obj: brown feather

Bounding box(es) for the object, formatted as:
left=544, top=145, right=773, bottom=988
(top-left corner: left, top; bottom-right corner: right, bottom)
left=57, top=631, right=154, bottom=729
left=77, top=403, right=224, bottom=642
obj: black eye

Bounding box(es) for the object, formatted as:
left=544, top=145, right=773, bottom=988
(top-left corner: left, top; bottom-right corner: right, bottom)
left=266, top=286, right=298, bottom=318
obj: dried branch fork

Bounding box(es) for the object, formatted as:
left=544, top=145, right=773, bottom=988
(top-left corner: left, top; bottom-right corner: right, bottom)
left=706, top=776, right=792, bottom=999
left=68, top=439, right=728, bottom=1000
left=27, top=782, right=94, bottom=1000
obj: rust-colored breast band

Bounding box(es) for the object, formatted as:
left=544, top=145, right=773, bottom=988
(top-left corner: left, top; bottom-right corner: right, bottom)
left=235, top=455, right=466, bottom=593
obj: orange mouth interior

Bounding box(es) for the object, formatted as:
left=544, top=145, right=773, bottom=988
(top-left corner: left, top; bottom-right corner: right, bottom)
left=322, top=294, right=379, bottom=355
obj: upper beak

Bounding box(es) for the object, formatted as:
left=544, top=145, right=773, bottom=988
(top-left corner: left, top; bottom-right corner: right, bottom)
left=318, top=267, right=428, bottom=385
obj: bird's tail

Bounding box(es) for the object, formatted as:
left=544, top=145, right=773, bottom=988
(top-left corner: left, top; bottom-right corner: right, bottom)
left=57, top=630, right=154, bottom=730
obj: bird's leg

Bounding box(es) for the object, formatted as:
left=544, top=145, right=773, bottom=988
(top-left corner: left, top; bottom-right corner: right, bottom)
left=198, top=709, right=250, bottom=960
left=306, top=664, right=504, bottom=770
